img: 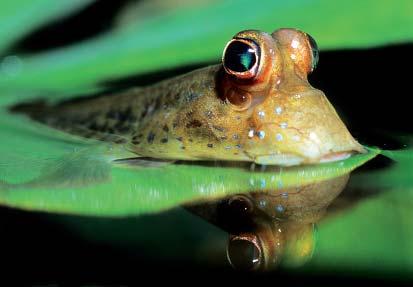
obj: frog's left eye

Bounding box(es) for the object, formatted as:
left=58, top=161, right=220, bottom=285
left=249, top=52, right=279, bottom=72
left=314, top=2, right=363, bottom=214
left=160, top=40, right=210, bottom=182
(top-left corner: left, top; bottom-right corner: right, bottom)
left=306, top=33, right=319, bottom=71
left=222, top=39, right=260, bottom=79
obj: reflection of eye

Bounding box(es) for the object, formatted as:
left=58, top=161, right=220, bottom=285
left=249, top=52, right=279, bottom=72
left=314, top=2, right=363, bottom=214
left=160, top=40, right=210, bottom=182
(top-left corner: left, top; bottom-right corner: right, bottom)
left=227, top=237, right=261, bottom=271
left=306, top=33, right=319, bottom=71
left=223, top=39, right=260, bottom=79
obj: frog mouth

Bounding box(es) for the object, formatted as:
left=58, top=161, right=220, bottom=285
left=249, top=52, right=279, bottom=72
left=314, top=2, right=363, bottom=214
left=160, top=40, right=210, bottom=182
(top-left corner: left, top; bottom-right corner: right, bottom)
left=253, top=151, right=354, bottom=166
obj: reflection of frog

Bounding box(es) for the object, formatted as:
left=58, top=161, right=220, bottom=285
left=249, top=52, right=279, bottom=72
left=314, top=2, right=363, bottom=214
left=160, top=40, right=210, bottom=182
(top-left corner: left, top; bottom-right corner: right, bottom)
left=12, top=28, right=363, bottom=166
left=186, top=175, right=349, bottom=271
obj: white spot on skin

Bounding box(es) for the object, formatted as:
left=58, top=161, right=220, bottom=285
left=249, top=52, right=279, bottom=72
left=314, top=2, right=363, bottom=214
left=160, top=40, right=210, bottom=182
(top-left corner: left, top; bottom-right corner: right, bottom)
left=275, top=106, right=282, bottom=115
left=290, top=54, right=297, bottom=60
left=147, top=103, right=155, bottom=114
left=276, top=133, right=283, bottom=141
left=248, top=129, right=255, bottom=138
left=258, top=111, right=265, bottom=119
left=280, top=122, right=288, bottom=129
left=257, top=130, right=265, bottom=139
left=275, top=204, right=285, bottom=213
left=294, top=94, right=301, bottom=99
left=291, top=39, right=300, bottom=49
left=309, top=132, right=321, bottom=144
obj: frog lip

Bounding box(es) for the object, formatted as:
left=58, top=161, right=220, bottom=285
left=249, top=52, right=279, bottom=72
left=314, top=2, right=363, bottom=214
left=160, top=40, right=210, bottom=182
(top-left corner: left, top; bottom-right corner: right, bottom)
left=252, top=151, right=355, bottom=166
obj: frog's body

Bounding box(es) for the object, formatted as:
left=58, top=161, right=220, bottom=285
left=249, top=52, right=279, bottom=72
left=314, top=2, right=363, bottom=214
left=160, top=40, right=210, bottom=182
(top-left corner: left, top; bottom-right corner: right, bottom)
left=12, top=28, right=364, bottom=166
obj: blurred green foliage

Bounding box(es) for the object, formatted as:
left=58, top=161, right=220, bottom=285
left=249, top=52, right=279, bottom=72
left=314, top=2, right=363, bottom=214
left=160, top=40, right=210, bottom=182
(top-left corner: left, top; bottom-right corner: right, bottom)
left=0, top=0, right=412, bottom=101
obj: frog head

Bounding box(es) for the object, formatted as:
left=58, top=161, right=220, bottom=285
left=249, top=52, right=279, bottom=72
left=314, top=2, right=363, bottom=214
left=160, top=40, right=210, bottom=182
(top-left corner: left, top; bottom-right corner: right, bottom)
left=217, top=28, right=364, bottom=165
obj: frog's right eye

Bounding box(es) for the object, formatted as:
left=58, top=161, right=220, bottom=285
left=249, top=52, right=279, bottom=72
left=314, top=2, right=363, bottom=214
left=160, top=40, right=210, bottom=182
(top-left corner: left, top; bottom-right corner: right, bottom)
left=222, top=39, right=260, bottom=80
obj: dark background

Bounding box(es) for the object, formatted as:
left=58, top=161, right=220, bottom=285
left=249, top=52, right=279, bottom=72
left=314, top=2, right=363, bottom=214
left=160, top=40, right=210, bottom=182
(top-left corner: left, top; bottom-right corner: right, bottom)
left=1, top=1, right=411, bottom=285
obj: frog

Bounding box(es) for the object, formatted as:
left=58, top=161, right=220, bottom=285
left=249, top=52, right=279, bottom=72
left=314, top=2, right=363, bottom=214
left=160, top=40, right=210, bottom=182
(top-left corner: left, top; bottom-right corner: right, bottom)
left=11, top=28, right=364, bottom=166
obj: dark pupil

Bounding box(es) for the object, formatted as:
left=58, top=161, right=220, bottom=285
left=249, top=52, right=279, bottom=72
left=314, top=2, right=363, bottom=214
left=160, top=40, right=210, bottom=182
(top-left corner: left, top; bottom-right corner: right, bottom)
left=224, top=41, right=256, bottom=73
left=307, top=34, right=319, bottom=71
left=227, top=239, right=261, bottom=270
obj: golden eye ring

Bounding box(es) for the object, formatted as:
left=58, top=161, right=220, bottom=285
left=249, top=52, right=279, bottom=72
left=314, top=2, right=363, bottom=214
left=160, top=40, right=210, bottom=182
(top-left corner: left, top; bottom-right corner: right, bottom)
left=222, top=38, right=260, bottom=80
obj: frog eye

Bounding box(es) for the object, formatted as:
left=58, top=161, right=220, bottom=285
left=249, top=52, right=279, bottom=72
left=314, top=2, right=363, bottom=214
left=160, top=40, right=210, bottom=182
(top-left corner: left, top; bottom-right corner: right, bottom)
left=306, top=33, right=319, bottom=72
left=222, top=39, right=260, bottom=79
left=227, top=236, right=262, bottom=271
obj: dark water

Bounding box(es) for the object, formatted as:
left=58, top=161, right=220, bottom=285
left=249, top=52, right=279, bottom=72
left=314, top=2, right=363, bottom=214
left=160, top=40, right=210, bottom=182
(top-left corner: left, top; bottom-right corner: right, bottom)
left=1, top=1, right=412, bottom=285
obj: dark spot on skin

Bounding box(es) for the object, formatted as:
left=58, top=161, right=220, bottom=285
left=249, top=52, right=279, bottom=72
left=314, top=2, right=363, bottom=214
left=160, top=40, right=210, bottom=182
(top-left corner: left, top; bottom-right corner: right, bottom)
left=207, top=143, right=213, bottom=148
left=162, top=125, right=169, bottom=132
left=212, top=125, right=226, bottom=132
left=234, top=152, right=239, bottom=155
left=114, top=138, right=127, bottom=144
left=161, top=138, right=168, bottom=143
left=140, top=109, right=147, bottom=120
left=186, top=93, right=199, bottom=102
left=147, top=132, right=155, bottom=143
left=154, top=97, right=162, bottom=110
left=118, top=107, right=131, bottom=122
left=132, top=134, right=143, bottom=140
left=132, top=140, right=141, bottom=145
left=186, top=120, right=203, bottom=128
left=220, top=136, right=227, bottom=140
left=106, top=107, right=137, bottom=122
left=114, top=122, right=131, bottom=133
left=176, top=137, right=183, bottom=142
left=106, top=109, right=118, bottom=119
left=181, top=146, right=186, bottom=150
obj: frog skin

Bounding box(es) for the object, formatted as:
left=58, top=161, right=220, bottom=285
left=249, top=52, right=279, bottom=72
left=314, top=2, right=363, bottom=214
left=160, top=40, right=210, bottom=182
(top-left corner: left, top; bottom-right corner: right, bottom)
left=12, top=28, right=364, bottom=166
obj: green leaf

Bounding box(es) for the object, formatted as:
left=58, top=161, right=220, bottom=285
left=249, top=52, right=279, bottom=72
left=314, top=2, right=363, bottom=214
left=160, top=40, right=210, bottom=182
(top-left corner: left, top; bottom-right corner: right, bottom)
left=0, top=0, right=412, bottom=100
left=310, top=186, right=413, bottom=277
left=0, top=110, right=379, bottom=217
left=0, top=0, right=95, bottom=53
left=303, top=140, right=413, bottom=276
